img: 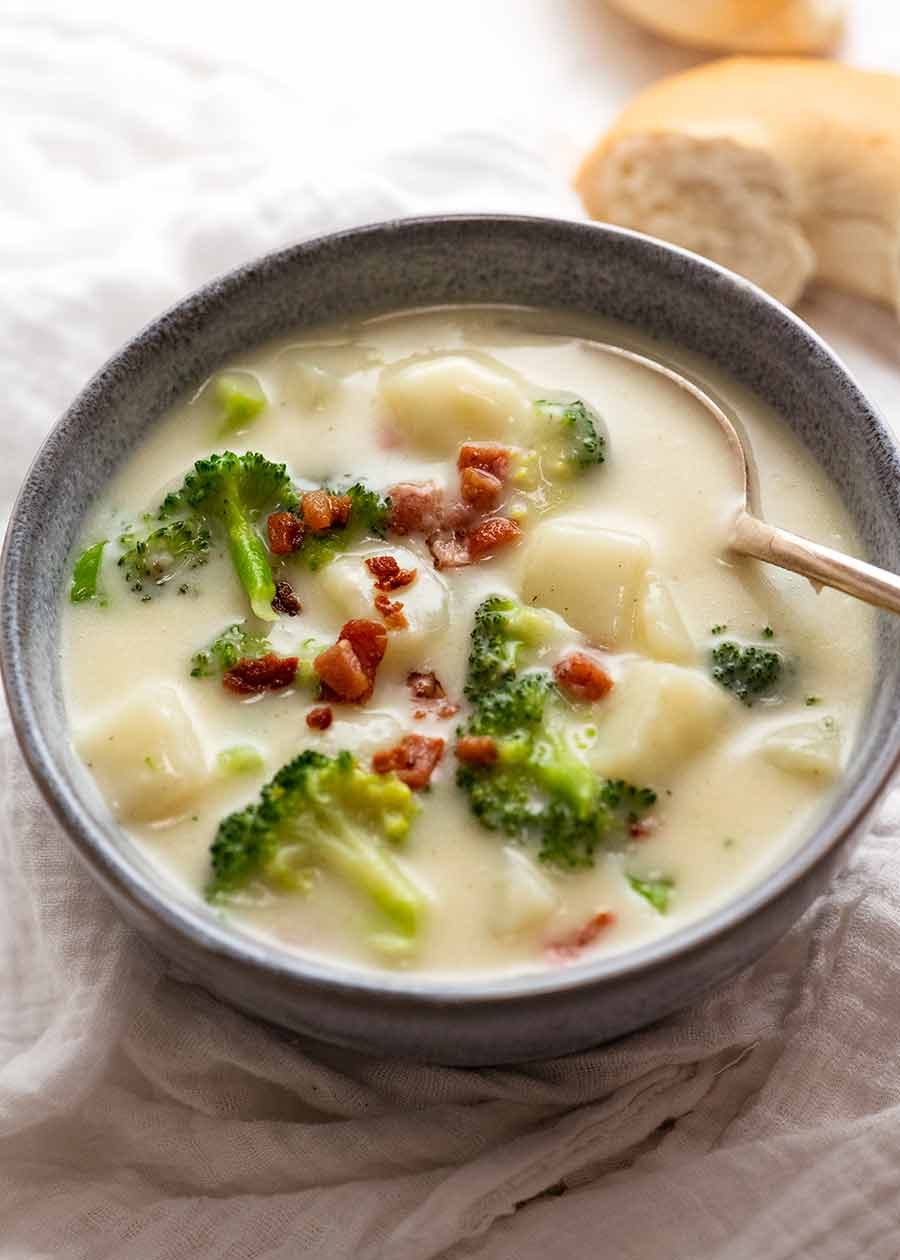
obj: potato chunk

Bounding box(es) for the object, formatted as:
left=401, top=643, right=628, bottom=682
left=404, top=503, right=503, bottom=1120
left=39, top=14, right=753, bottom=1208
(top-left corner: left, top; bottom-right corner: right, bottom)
left=78, top=684, right=208, bottom=823
left=378, top=351, right=532, bottom=454
left=490, top=846, right=559, bottom=938
left=638, top=572, right=695, bottom=664
left=762, top=718, right=842, bottom=780
left=318, top=544, right=449, bottom=668
left=590, top=661, right=729, bottom=780
left=521, top=520, right=651, bottom=647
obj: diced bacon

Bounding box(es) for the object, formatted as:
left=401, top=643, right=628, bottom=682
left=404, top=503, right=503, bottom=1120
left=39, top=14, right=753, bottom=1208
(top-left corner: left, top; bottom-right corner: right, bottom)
left=460, top=466, right=503, bottom=510
left=372, top=734, right=445, bottom=790
left=467, top=516, right=522, bottom=561
left=267, top=511, right=304, bottom=555
left=458, top=442, right=512, bottom=481
left=553, top=652, right=615, bottom=703
left=374, top=592, right=408, bottom=630
left=271, top=579, right=302, bottom=617
left=428, top=533, right=471, bottom=570
left=387, top=481, right=444, bottom=536
left=329, top=493, right=352, bottom=526
left=302, top=489, right=335, bottom=532
left=546, top=911, right=616, bottom=962
left=454, top=735, right=499, bottom=766
left=438, top=702, right=460, bottom=719
left=407, top=671, right=446, bottom=701
left=306, top=705, right=333, bottom=731
left=441, top=498, right=480, bottom=532
left=222, top=653, right=299, bottom=696
left=313, top=640, right=371, bottom=702
left=366, top=555, right=417, bottom=591
left=629, top=817, right=658, bottom=840
left=340, top=619, right=388, bottom=677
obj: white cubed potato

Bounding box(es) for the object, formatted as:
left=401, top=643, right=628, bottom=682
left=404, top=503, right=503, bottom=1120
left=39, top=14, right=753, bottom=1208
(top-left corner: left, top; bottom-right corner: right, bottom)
left=638, top=572, right=695, bottom=664
left=77, top=684, right=209, bottom=823
left=521, top=520, right=651, bottom=648
left=590, top=661, right=729, bottom=780
left=318, top=544, right=449, bottom=668
left=490, top=846, right=559, bottom=938
left=762, top=718, right=842, bottom=781
left=377, top=351, right=532, bottom=454
left=275, top=342, right=379, bottom=412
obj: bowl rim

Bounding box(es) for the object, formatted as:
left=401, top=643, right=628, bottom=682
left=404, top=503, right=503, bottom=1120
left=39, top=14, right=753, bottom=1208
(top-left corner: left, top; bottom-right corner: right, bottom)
left=3, top=211, right=900, bottom=1006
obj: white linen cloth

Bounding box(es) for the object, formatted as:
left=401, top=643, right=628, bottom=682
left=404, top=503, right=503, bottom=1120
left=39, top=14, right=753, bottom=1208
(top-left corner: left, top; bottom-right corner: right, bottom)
left=3, top=10, right=900, bottom=1258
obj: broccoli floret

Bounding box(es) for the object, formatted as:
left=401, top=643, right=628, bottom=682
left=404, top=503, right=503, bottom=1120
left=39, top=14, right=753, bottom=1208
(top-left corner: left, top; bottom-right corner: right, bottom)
left=297, top=482, right=391, bottom=571
left=70, top=540, right=108, bottom=604
left=207, top=749, right=425, bottom=948
left=190, top=623, right=271, bottom=677
left=118, top=521, right=210, bottom=599
left=457, top=605, right=655, bottom=868
left=533, top=398, right=606, bottom=475
left=465, top=594, right=555, bottom=699
left=159, top=451, right=298, bottom=620
left=711, top=640, right=782, bottom=706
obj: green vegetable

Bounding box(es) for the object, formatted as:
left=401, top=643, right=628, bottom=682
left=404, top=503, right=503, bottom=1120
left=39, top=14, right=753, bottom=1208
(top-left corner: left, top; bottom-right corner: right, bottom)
left=533, top=398, right=606, bottom=475
left=191, top=624, right=271, bottom=678
left=710, top=640, right=783, bottom=706
left=297, top=482, right=391, bottom=571
left=213, top=371, right=267, bottom=432
left=628, top=874, right=674, bottom=913
left=217, top=745, right=265, bottom=776
left=456, top=597, right=656, bottom=869
left=207, top=749, right=424, bottom=948
left=464, top=594, right=555, bottom=699
left=70, top=540, right=107, bottom=603
left=118, top=521, right=210, bottom=598
left=160, top=451, right=298, bottom=620
left=761, top=625, right=775, bottom=639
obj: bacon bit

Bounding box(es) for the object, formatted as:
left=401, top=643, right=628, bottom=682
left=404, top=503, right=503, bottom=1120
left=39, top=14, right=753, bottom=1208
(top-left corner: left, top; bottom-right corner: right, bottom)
left=366, top=555, right=417, bottom=591
left=301, top=488, right=334, bottom=532
left=438, top=702, right=460, bottom=719
left=271, top=579, right=302, bottom=617
left=454, top=735, right=499, bottom=766
left=223, top=653, right=299, bottom=696
left=267, top=511, right=304, bottom=555
left=373, top=735, right=445, bottom=790
left=441, top=498, right=480, bottom=532
left=387, top=481, right=444, bottom=536
left=629, top=817, right=658, bottom=840
left=546, top=911, right=616, bottom=962
left=374, top=591, right=408, bottom=630
left=314, top=640, right=371, bottom=702
left=341, top=618, right=388, bottom=677
left=460, top=466, right=503, bottom=510
left=329, top=493, right=352, bottom=526
left=467, top=516, right=522, bottom=561
left=553, top=652, right=615, bottom=703
left=306, top=705, right=333, bottom=731
left=429, top=533, right=471, bottom=570
left=458, top=442, right=511, bottom=481
left=407, top=671, right=446, bottom=701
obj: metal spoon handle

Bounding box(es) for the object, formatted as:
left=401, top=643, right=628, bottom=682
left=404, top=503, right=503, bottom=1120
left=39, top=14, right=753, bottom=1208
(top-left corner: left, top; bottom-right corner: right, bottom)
left=733, top=510, right=900, bottom=615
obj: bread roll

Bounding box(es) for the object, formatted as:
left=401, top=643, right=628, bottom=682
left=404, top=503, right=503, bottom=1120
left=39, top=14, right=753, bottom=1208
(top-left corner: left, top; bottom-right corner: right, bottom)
left=576, top=58, right=900, bottom=314
left=605, top=0, right=845, bottom=54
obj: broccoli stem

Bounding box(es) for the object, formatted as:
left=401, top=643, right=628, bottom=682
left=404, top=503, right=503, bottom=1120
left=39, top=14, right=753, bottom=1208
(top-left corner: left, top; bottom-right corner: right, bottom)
left=222, top=497, right=277, bottom=621
left=317, top=819, right=423, bottom=938
left=70, top=540, right=107, bottom=604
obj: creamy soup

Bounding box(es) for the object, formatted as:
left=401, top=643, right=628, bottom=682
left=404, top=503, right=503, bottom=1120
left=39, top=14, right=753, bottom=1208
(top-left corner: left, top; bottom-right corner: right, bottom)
left=62, top=307, right=875, bottom=977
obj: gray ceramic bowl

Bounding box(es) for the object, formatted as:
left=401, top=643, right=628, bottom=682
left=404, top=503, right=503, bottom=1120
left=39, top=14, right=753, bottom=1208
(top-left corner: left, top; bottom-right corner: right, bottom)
left=3, top=216, right=900, bottom=1065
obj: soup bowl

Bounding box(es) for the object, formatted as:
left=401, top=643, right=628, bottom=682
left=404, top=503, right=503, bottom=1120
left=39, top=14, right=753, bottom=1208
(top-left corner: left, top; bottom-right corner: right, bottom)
left=3, top=215, right=900, bottom=1065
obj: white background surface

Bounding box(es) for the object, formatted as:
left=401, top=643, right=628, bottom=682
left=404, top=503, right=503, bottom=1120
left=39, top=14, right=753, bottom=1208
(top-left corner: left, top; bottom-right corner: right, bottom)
left=3, top=4, right=900, bottom=1258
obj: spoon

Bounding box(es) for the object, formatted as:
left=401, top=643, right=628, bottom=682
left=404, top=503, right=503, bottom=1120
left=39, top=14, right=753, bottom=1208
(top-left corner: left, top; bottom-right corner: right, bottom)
left=589, top=342, right=900, bottom=615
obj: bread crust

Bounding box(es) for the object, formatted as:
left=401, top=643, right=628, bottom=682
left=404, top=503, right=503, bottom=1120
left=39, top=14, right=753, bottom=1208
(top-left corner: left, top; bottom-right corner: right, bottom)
left=605, top=0, right=845, bottom=54
left=576, top=58, right=900, bottom=312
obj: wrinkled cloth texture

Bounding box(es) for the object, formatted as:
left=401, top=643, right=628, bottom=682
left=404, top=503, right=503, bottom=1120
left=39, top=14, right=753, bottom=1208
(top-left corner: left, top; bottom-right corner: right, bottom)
left=4, top=11, right=900, bottom=1260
